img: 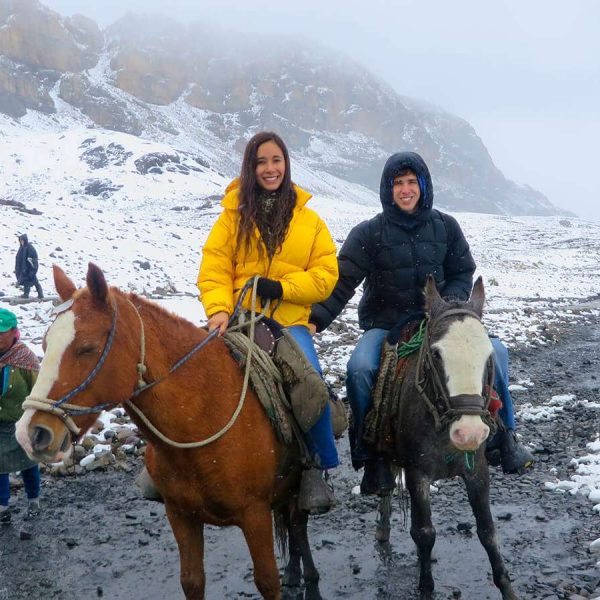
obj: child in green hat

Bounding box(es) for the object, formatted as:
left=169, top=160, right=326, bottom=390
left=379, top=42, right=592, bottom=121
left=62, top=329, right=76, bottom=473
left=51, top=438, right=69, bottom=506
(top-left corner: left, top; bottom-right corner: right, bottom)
left=0, top=308, right=42, bottom=537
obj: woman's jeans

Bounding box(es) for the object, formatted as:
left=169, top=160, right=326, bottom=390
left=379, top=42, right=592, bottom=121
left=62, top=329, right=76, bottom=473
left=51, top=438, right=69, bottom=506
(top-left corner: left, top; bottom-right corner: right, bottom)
left=346, top=329, right=517, bottom=467
left=287, top=325, right=339, bottom=470
left=0, top=465, right=40, bottom=507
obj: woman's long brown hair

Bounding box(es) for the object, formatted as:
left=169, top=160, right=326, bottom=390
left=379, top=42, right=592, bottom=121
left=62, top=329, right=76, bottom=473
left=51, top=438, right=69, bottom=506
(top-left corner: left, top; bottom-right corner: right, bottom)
left=236, top=131, right=296, bottom=261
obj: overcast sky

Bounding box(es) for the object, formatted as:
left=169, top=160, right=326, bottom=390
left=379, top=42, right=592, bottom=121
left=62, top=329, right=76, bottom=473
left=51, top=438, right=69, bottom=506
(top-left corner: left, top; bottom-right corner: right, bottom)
left=43, top=0, right=600, bottom=219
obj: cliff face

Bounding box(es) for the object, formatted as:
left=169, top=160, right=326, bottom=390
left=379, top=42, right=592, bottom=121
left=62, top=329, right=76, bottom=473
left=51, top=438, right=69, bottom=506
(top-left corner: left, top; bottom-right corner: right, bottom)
left=0, top=1, right=564, bottom=215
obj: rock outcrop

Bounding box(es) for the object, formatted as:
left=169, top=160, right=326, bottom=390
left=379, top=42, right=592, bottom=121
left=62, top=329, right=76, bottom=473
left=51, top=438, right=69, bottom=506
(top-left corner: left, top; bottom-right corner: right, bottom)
left=0, top=0, right=564, bottom=216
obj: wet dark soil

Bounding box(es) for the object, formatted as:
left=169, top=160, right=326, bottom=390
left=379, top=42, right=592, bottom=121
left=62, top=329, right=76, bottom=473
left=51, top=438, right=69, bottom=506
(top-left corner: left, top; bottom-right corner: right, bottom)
left=1, top=320, right=600, bottom=600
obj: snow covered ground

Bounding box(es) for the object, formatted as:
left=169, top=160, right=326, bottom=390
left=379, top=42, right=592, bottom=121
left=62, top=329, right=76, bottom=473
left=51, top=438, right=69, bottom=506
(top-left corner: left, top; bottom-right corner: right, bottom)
left=2, top=125, right=600, bottom=546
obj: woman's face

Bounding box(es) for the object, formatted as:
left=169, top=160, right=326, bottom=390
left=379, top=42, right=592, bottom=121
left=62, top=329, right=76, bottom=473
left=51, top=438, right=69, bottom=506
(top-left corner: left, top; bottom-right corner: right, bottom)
left=0, top=329, right=15, bottom=352
left=255, top=140, right=285, bottom=192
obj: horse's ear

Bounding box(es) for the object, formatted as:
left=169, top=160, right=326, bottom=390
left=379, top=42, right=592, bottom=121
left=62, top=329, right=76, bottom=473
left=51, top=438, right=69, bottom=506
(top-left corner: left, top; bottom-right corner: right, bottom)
left=423, top=275, right=446, bottom=317
left=470, top=276, right=485, bottom=317
left=53, top=265, right=77, bottom=301
left=86, top=263, right=108, bottom=305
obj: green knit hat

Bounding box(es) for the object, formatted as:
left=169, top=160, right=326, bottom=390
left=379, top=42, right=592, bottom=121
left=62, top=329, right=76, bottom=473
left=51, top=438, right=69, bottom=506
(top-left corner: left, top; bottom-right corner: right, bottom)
left=0, top=308, right=18, bottom=332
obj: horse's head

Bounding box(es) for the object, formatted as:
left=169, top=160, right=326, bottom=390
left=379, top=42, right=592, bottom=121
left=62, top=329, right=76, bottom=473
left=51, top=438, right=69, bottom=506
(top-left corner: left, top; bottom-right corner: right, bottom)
left=16, top=263, right=137, bottom=463
left=422, top=275, right=493, bottom=452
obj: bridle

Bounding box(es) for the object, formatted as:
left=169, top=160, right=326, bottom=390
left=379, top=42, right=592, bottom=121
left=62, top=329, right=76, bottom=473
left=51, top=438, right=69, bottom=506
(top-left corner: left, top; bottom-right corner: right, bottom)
left=22, top=299, right=122, bottom=436
left=22, top=279, right=261, bottom=439
left=414, top=308, right=496, bottom=432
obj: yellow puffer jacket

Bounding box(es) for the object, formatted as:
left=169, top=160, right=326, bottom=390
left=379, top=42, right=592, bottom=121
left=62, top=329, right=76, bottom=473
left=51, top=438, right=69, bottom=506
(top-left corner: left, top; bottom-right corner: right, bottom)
left=198, top=179, right=338, bottom=327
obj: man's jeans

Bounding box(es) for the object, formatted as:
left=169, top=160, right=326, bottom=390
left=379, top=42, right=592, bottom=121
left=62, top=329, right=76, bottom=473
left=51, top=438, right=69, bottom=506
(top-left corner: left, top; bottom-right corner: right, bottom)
left=346, top=329, right=517, bottom=467
left=287, top=325, right=339, bottom=470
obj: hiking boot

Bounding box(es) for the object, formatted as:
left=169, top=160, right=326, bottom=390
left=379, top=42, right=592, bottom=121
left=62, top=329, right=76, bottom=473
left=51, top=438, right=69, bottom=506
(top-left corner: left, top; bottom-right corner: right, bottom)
left=360, top=457, right=396, bottom=496
left=297, top=468, right=336, bottom=515
left=0, top=510, right=10, bottom=525
left=499, top=430, right=534, bottom=474
left=135, top=467, right=163, bottom=503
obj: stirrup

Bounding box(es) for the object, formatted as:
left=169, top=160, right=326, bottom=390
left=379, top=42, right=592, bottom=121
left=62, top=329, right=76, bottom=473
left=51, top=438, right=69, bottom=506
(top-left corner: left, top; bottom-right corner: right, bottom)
left=297, top=469, right=336, bottom=515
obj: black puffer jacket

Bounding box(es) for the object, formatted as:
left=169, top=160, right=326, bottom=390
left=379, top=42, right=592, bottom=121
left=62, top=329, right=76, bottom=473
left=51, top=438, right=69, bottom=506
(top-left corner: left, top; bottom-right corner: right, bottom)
left=310, top=152, right=476, bottom=332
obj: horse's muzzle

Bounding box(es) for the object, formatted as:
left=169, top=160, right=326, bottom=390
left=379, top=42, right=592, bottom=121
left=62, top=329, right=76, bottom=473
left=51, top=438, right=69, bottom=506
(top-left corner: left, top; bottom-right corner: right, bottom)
left=449, top=415, right=490, bottom=451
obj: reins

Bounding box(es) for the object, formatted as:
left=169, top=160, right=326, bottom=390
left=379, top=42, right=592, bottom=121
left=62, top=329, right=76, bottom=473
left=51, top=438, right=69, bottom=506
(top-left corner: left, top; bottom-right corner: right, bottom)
left=23, top=277, right=269, bottom=446
left=123, top=278, right=266, bottom=448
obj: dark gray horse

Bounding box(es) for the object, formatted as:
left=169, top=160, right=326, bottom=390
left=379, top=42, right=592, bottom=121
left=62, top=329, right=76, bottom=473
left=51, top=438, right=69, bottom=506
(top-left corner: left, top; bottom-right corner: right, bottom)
left=376, top=276, right=518, bottom=600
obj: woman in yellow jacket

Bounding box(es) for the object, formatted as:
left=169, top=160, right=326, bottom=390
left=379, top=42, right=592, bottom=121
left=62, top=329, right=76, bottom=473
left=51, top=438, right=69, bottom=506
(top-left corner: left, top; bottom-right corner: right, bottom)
left=198, top=131, right=339, bottom=512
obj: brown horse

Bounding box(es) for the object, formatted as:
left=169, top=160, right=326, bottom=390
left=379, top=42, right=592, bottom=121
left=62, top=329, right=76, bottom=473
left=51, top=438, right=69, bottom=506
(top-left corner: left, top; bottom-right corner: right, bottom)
left=375, top=276, right=519, bottom=600
left=15, top=263, right=323, bottom=600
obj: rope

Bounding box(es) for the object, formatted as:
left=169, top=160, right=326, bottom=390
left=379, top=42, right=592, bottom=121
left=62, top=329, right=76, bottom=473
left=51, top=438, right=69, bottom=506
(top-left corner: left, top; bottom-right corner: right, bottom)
left=397, top=319, right=426, bottom=359
left=444, top=450, right=477, bottom=472
left=124, top=277, right=263, bottom=449
left=222, top=331, right=293, bottom=444
left=126, top=298, right=148, bottom=388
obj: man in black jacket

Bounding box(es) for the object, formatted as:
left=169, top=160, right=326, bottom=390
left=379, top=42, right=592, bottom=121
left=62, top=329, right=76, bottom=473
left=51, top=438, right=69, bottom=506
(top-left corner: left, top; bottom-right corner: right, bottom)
left=14, top=234, right=43, bottom=299
left=309, top=152, right=532, bottom=494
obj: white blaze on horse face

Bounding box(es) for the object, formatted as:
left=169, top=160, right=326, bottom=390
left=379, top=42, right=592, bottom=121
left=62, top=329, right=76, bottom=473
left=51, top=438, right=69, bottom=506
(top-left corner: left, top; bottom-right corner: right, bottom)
left=15, top=409, right=35, bottom=456
left=434, top=317, right=493, bottom=451
left=16, top=310, right=76, bottom=455
left=432, top=317, right=492, bottom=396
left=29, top=310, right=77, bottom=402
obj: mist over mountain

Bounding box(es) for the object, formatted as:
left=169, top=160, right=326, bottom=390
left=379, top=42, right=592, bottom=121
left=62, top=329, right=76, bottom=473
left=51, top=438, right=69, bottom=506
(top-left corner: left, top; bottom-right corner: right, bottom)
left=0, top=0, right=564, bottom=215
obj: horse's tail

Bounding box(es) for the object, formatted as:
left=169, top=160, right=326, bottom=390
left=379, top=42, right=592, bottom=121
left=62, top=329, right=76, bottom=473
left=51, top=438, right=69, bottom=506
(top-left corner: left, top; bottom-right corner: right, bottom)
left=273, top=504, right=289, bottom=559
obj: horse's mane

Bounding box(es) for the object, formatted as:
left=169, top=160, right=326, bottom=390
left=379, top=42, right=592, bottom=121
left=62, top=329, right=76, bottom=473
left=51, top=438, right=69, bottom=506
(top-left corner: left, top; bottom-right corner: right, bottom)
left=112, top=287, right=207, bottom=340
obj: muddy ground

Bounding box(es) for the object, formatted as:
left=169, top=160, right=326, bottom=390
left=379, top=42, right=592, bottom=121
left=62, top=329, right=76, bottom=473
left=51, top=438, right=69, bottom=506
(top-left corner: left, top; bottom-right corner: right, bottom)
left=1, top=319, right=600, bottom=600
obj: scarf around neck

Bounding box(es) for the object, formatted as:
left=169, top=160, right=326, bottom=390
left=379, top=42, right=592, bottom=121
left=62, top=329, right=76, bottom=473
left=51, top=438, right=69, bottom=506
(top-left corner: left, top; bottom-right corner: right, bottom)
left=0, top=341, right=40, bottom=371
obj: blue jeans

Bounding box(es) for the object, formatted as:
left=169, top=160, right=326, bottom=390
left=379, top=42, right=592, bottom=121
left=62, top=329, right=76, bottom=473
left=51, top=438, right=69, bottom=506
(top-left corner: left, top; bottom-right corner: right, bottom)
left=346, top=328, right=389, bottom=467
left=490, top=337, right=516, bottom=430
left=346, top=329, right=517, bottom=467
left=287, top=326, right=339, bottom=470
left=0, top=464, right=40, bottom=507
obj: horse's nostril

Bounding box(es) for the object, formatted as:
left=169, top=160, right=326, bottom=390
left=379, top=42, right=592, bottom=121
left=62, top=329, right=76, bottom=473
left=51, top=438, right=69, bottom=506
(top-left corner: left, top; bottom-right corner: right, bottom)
left=32, top=426, right=53, bottom=452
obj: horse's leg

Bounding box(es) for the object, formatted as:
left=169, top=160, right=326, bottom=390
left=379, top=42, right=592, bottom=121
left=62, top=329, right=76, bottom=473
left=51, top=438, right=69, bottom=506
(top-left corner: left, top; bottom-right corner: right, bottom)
left=278, top=503, right=302, bottom=591
left=289, top=502, right=322, bottom=600
left=463, top=468, right=520, bottom=600
left=405, top=468, right=436, bottom=600
left=376, top=492, right=393, bottom=543
left=241, top=504, right=281, bottom=600
left=164, top=503, right=206, bottom=600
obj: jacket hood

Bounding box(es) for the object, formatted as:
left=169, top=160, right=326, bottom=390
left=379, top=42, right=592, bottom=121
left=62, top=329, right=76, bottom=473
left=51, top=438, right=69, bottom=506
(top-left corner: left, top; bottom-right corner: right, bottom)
left=17, top=234, right=28, bottom=244
left=220, top=178, right=311, bottom=210
left=379, top=152, right=434, bottom=228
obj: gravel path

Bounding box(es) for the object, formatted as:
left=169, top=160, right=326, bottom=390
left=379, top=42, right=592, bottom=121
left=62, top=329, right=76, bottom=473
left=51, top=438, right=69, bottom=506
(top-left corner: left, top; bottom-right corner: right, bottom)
left=1, top=319, right=600, bottom=600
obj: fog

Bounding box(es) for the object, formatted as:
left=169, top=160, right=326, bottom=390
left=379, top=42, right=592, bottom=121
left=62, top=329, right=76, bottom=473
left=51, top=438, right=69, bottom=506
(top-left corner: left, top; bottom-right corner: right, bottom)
left=44, top=0, right=600, bottom=219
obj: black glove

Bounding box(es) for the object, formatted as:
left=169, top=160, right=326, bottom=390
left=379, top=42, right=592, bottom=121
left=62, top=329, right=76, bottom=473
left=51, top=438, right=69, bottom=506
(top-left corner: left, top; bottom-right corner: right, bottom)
left=256, top=277, right=283, bottom=300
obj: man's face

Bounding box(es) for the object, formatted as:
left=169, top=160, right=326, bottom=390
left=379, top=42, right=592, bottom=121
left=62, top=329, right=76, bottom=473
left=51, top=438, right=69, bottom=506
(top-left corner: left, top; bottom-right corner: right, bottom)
left=392, top=171, right=420, bottom=214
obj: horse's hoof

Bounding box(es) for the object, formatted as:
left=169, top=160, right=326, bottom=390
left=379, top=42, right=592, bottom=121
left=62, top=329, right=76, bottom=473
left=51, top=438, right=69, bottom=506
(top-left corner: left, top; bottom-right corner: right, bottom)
left=281, top=586, right=302, bottom=600
left=375, top=527, right=390, bottom=543
left=305, top=581, right=323, bottom=600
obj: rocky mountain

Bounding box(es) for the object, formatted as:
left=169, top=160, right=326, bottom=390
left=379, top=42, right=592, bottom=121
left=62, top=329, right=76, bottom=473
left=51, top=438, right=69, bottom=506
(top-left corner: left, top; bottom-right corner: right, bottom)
left=0, top=0, right=563, bottom=215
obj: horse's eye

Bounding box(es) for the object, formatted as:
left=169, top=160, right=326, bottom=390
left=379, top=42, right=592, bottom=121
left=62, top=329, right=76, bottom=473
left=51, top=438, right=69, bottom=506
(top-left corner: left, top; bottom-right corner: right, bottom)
left=76, top=344, right=98, bottom=357
left=432, top=348, right=442, bottom=361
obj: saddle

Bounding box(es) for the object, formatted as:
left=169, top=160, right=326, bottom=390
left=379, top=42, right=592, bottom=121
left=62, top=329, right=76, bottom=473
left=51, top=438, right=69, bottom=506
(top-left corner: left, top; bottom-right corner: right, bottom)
left=363, top=319, right=422, bottom=456
left=223, top=315, right=348, bottom=446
